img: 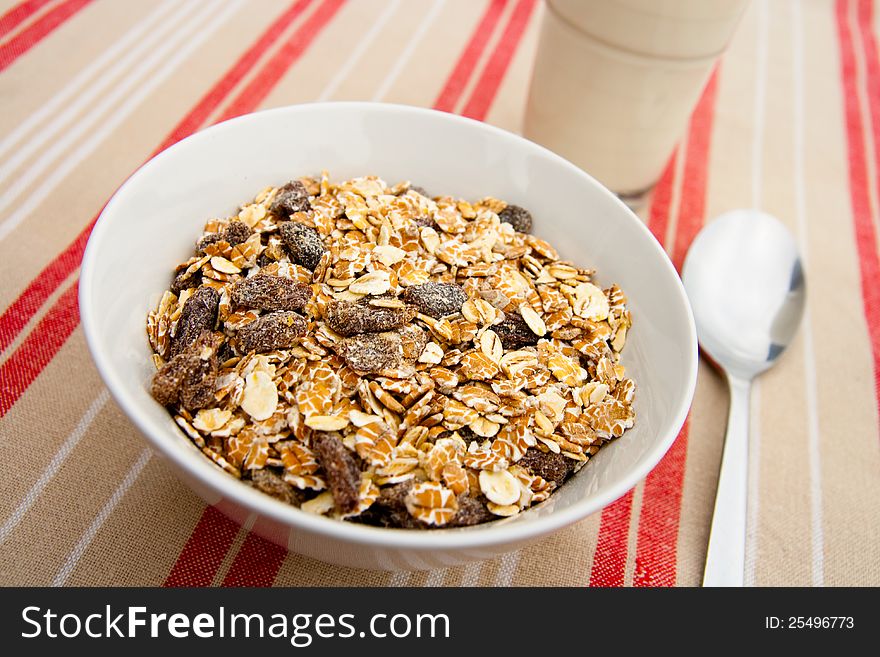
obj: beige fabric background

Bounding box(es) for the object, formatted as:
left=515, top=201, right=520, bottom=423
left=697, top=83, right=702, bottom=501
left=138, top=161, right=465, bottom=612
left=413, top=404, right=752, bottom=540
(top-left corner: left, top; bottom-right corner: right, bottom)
left=0, top=0, right=878, bottom=587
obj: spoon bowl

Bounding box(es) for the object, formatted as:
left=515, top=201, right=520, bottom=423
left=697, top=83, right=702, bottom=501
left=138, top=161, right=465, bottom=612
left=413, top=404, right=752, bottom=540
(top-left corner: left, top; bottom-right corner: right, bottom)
left=683, top=209, right=806, bottom=380
left=682, top=209, right=806, bottom=586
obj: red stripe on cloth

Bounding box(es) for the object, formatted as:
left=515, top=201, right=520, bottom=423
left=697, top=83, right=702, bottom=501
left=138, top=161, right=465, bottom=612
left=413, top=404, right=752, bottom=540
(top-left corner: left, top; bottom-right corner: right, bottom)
left=631, top=68, right=720, bottom=587
left=0, top=0, right=54, bottom=40
left=647, top=151, right=679, bottom=245
left=669, top=69, right=719, bottom=272
left=633, top=423, right=690, bottom=586
left=216, top=0, right=346, bottom=123
left=220, top=532, right=289, bottom=587
left=0, top=0, right=311, bottom=389
left=0, top=0, right=91, bottom=73
left=0, top=282, right=78, bottom=417
left=460, top=0, right=537, bottom=121
left=837, top=0, right=880, bottom=426
left=588, top=490, right=634, bottom=587
left=163, top=506, right=242, bottom=587
left=858, top=0, right=880, bottom=211
left=433, top=0, right=507, bottom=113
left=155, top=0, right=314, bottom=154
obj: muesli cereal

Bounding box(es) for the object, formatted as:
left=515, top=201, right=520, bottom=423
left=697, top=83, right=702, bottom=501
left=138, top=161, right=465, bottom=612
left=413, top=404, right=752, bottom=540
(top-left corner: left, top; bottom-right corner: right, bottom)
left=146, top=173, right=635, bottom=528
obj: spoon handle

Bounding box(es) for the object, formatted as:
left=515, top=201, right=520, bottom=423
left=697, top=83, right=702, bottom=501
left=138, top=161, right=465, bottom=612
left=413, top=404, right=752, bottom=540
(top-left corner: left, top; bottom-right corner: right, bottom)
left=702, top=374, right=751, bottom=587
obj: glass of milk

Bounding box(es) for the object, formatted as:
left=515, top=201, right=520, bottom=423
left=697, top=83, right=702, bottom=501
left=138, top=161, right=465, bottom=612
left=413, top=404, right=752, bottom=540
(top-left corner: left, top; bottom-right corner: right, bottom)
left=524, top=0, right=749, bottom=202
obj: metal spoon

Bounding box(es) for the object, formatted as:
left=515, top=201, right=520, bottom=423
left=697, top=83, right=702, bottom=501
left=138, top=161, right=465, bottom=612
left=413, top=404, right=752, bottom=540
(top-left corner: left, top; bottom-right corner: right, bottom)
left=682, top=209, right=806, bottom=587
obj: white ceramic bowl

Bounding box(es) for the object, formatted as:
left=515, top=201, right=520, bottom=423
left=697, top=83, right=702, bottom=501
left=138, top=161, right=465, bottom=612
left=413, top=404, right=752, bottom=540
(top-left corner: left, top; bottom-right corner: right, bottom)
left=80, top=102, right=697, bottom=570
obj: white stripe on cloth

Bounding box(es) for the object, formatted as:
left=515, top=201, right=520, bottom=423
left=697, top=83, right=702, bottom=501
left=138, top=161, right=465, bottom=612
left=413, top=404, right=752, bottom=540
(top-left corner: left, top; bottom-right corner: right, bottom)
left=370, top=0, right=447, bottom=101
left=0, top=0, right=246, bottom=243
left=791, top=0, right=825, bottom=588
left=494, top=550, right=520, bottom=586
left=0, top=0, right=187, bottom=184
left=0, top=390, right=109, bottom=544
left=316, top=0, right=401, bottom=101
left=743, top=381, right=761, bottom=586
left=459, top=560, right=483, bottom=587
left=387, top=571, right=410, bottom=587
left=745, top=0, right=769, bottom=588
left=745, top=383, right=762, bottom=587
left=391, top=551, right=519, bottom=587
left=211, top=515, right=257, bottom=587
left=424, top=568, right=447, bottom=587
left=51, top=448, right=152, bottom=586
left=751, top=0, right=769, bottom=212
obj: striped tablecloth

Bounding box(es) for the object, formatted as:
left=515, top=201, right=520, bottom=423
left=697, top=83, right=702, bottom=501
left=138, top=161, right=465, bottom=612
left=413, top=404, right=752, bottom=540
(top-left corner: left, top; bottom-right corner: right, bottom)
left=1, top=0, right=878, bottom=587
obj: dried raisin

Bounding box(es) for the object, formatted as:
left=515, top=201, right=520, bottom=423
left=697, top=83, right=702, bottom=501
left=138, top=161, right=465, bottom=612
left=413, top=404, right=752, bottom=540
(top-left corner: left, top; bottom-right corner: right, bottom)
left=196, top=233, right=223, bottom=253
left=352, top=482, right=424, bottom=529
left=171, top=286, right=219, bottom=357
left=325, top=299, right=416, bottom=336
left=402, top=282, right=467, bottom=318
left=338, top=331, right=402, bottom=373
left=170, top=268, right=197, bottom=295
left=412, top=215, right=437, bottom=229
left=247, top=469, right=304, bottom=505
left=498, top=204, right=533, bottom=232
left=493, top=311, right=540, bottom=350
left=151, top=330, right=218, bottom=410
left=237, top=311, right=307, bottom=354
left=196, top=222, right=252, bottom=254
left=223, top=220, right=252, bottom=246
left=313, top=432, right=361, bottom=513
left=448, top=494, right=495, bottom=527
left=270, top=180, right=310, bottom=216
left=232, top=274, right=311, bottom=312
left=452, top=426, right=479, bottom=443
left=279, top=221, right=325, bottom=270
left=517, top=448, right=576, bottom=486
left=151, top=356, right=192, bottom=406
left=379, top=480, right=412, bottom=509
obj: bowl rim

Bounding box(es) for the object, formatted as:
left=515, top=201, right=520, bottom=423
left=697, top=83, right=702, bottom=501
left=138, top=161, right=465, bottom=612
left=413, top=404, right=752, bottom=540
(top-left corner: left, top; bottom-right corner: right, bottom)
left=80, top=101, right=698, bottom=552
